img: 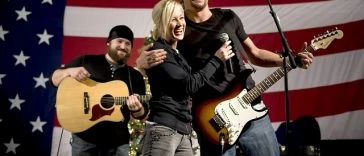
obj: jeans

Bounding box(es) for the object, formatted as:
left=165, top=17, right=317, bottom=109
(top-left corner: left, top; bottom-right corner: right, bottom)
left=199, top=115, right=279, bottom=156
left=141, top=122, right=193, bottom=156
left=71, top=134, right=129, bottom=156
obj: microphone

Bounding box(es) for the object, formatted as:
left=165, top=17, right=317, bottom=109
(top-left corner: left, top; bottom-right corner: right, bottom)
left=218, top=33, right=234, bottom=74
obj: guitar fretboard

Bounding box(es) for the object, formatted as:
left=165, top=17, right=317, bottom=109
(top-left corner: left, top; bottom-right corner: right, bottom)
left=242, top=45, right=314, bottom=104
left=115, top=95, right=152, bottom=105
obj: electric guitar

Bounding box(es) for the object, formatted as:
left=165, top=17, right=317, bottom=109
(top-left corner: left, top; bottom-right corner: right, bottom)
left=56, top=77, right=151, bottom=133
left=194, top=28, right=344, bottom=145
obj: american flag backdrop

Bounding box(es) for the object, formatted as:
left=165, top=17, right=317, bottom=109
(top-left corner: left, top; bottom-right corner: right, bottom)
left=0, top=0, right=363, bottom=156
left=0, top=0, right=65, bottom=155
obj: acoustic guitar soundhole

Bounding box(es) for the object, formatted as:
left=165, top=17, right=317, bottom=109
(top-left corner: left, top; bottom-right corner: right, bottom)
left=100, top=94, right=114, bottom=109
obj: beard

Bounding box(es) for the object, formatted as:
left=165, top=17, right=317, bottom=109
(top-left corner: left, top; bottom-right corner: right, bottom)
left=190, top=0, right=207, bottom=10
left=107, top=47, right=130, bottom=64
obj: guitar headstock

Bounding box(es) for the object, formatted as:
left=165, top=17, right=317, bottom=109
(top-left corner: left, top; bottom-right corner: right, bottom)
left=311, top=28, right=344, bottom=50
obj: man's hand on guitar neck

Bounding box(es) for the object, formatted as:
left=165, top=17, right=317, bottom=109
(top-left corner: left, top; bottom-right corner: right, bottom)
left=296, top=42, right=314, bottom=69
left=127, top=94, right=145, bottom=119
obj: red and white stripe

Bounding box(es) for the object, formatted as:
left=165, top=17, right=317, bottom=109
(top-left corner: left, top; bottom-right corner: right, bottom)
left=52, top=0, right=364, bottom=155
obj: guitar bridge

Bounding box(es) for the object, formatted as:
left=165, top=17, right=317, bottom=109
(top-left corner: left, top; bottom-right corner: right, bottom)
left=84, top=92, right=89, bottom=114
left=209, top=114, right=225, bottom=132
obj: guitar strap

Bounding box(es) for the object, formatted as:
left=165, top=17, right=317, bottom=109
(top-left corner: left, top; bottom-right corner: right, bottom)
left=102, top=54, right=134, bottom=95
left=127, top=66, right=134, bottom=94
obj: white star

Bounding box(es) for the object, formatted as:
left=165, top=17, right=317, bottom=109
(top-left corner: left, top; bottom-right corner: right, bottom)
left=30, top=116, right=47, bottom=133
left=15, top=6, right=31, bottom=22
left=33, top=73, right=49, bottom=88
left=0, top=74, right=5, bottom=85
left=42, top=0, right=53, bottom=5
left=13, top=50, right=30, bottom=67
left=9, top=94, right=25, bottom=111
left=4, top=138, right=20, bottom=154
left=0, top=25, right=9, bottom=41
left=37, top=29, right=53, bottom=45
left=0, top=118, right=2, bottom=122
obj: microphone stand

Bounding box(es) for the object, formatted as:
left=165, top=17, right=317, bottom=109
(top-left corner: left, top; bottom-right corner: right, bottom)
left=266, top=0, right=297, bottom=155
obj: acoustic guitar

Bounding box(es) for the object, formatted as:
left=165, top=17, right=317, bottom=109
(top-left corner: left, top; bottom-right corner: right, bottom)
left=56, top=77, right=151, bottom=133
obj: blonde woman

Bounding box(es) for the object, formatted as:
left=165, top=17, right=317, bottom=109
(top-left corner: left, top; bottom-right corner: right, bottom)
left=140, top=0, right=233, bottom=155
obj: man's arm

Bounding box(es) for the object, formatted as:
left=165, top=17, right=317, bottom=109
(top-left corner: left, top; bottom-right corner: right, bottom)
left=51, top=68, right=70, bottom=87
left=242, top=37, right=313, bottom=69
left=51, top=67, right=90, bottom=87
left=242, top=37, right=284, bottom=67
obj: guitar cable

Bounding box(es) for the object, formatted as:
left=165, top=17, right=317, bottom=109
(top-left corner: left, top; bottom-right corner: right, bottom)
left=219, top=133, right=225, bottom=156
left=56, top=128, right=64, bottom=156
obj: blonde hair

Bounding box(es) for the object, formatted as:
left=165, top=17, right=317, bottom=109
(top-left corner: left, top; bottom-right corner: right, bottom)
left=151, top=0, right=183, bottom=41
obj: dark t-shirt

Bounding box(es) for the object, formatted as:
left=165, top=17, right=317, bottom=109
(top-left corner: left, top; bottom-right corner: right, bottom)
left=178, top=8, right=256, bottom=101
left=56, top=54, right=147, bottom=146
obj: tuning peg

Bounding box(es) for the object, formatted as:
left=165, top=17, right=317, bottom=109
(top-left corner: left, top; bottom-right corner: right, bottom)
left=333, top=27, right=339, bottom=34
